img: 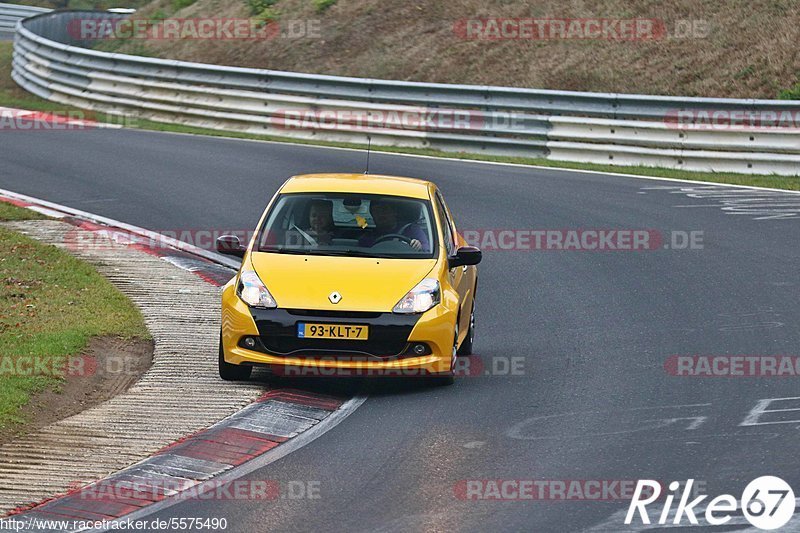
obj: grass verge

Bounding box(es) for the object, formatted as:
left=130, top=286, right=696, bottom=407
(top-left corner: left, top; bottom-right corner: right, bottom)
left=0, top=202, right=46, bottom=221
left=0, top=203, right=149, bottom=432
left=1, top=41, right=798, bottom=191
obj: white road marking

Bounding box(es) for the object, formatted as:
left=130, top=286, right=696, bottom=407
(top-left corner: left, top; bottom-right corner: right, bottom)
left=642, top=185, right=800, bottom=220
left=640, top=416, right=707, bottom=430
left=85, top=395, right=368, bottom=533
left=25, top=205, right=66, bottom=218
left=507, top=404, right=712, bottom=440
left=740, top=397, right=800, bottom=427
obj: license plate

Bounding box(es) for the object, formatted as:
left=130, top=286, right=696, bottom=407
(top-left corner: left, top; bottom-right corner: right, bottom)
left=297, top=323, right=369, bottom=340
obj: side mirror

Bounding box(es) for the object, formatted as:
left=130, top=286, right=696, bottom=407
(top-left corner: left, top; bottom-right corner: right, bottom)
left=448, top=246, right=482, bottom=269
left=216, top=235, right=246, bottom=258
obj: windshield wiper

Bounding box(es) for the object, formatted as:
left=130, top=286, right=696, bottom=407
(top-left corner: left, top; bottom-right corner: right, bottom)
left=258, top=247, right=414, bottom=259
left=315, top=249, right=392, bottom=258
left=258, top=247, right=310, bottom=255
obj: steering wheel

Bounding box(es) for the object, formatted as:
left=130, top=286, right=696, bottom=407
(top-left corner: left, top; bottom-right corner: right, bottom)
left=373, top=233, right=414, bottom=245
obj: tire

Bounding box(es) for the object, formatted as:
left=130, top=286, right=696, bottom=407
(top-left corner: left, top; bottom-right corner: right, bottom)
left=457, top=304, right=475, bottom=356
left=218, top=332, right=252, bottom=381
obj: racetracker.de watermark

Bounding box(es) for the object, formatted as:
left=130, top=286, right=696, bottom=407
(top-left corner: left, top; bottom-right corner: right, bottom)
left=665, top=355, right=800, bottom=377
left=0, top=109, right=132, bottom=131
left=68, top=18, right=321, bottom=40
left=462, top=230, right=704, bottom=251
left=63, top=228, right=258, bottom=253
left=0, top=354, right=137, bottom=378
left=454, top=479, right=659, bottom=501
left=62, top=228, right=705, bottom=253
left=271, top=355, right=525, bottom=378
left=74, top=479, right=320, bottom=501
left=665, top=109, right=800, bottom=131
left=452, top=18, right=710, bottom=41
left=455, top=479, right=708, bottom=502
left=272, top=108, right=497, bottom=132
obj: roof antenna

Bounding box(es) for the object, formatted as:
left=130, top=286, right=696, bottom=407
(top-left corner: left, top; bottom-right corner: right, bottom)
left=364, top=136, right=372, bottom=174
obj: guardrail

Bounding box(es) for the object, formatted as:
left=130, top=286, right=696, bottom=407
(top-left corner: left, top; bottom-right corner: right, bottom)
left=10, top=10, right=800, bottom=175
left=0, top=3, right=48, bottom=37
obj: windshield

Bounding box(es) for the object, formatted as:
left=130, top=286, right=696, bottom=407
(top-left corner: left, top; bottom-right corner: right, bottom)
left=255, top=193, right=438, bottom=259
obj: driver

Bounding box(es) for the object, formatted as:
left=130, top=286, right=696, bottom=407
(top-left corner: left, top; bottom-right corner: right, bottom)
left=359, top=199, right=429, bottom=251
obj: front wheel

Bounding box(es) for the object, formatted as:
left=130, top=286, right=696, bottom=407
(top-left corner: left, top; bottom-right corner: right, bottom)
left=219, top=332, right=252, bottom=381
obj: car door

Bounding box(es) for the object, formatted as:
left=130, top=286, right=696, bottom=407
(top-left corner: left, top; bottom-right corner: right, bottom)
left=434, top=190, right=474, bottom=342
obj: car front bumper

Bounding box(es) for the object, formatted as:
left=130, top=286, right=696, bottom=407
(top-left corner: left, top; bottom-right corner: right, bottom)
left=221, top=282, right=457, bottom=376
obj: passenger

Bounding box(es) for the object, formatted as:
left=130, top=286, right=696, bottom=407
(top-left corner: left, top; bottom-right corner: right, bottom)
left=307, top=199, right=335, bottom=246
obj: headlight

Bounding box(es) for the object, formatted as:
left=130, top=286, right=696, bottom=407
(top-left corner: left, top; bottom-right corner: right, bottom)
left=237, top=269, right=277, bottom=308
left=392, top=278, right=440, bottom=314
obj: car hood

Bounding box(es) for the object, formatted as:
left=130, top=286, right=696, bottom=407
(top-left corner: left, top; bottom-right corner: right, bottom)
left=249, top=252, right=438, bottom=312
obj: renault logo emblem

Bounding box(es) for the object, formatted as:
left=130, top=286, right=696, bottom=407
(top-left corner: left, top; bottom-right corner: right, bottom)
left=328, top=291, right=342, bottom=304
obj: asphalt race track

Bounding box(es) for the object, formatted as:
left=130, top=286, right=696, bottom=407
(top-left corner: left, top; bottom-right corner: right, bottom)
left=2, top=128, right=800, bottom=532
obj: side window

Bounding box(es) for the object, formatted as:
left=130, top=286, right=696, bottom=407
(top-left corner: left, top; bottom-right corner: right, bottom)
left=435, top=192, right=455, bottom=256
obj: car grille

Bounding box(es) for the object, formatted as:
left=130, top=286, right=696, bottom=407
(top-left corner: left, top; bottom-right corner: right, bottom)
left=248, top=308, right=420, bottom=358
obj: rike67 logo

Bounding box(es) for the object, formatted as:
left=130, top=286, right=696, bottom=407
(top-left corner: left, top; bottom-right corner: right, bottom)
left=626, top=477, right=796, bottom=530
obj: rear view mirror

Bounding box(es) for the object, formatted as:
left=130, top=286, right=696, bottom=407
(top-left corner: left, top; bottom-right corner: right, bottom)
left=448, top=246, right=482, bottom=269
left=216, top=235, right=246, bottom=258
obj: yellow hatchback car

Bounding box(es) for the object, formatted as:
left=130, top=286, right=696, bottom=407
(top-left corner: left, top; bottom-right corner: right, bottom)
left=215, top=173, right=481, bottom=385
